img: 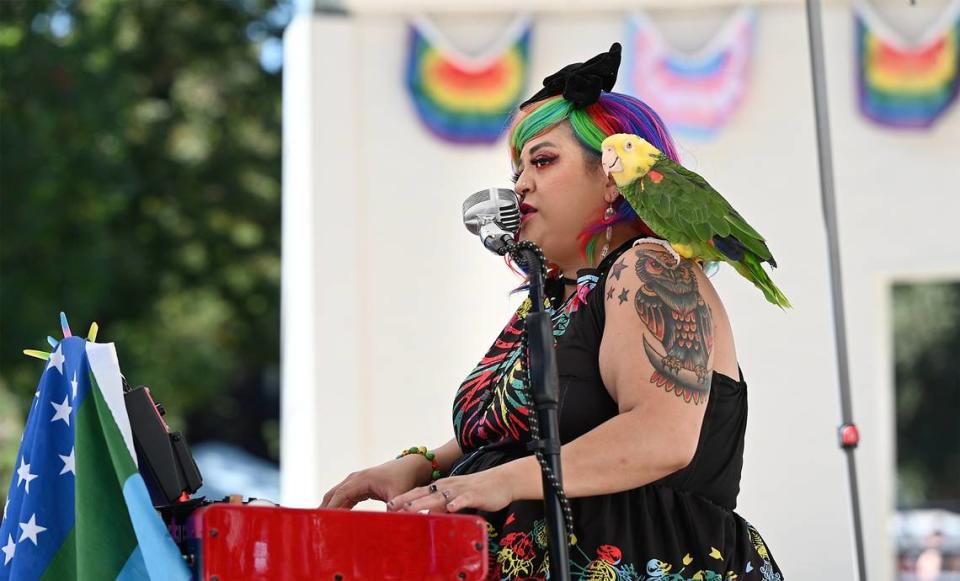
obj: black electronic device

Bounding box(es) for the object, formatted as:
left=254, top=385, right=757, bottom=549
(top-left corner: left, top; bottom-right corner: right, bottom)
left=123, top=382, right=203, bottom=507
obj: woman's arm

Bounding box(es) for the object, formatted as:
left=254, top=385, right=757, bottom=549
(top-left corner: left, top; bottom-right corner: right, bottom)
left=435, top=436, right=464, bottom=473
left=322, top=436, right=463, bottom=508
left=497, top=405, right=699, bottom=500
left=498, top=244, right=713, bottom=500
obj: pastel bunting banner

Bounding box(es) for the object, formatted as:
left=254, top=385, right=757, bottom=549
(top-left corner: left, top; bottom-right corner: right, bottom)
left=623, top=8, right=757, bottom=140
left=856, top=0, right=960, bottom=129
left=406, top=16, right=532, bottom=145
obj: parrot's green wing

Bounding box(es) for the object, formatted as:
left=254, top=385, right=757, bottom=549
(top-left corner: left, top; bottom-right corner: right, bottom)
left=614, top=151, right=790, bottom=308
left=651, top=159, right=776, bottom=265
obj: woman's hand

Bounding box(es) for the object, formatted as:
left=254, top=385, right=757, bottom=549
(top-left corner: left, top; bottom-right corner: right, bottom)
left=320, top=455, right=430, bottom=509
left=386, top=468, right=513, bottom=514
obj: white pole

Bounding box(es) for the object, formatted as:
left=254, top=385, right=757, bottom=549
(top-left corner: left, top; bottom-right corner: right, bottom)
left=280, top=8, right=365, bottom=507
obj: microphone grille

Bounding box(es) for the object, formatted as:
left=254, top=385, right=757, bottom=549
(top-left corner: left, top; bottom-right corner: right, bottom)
left=498, top=204, right=521, bottom=234
left=463, top=188, right=521, bottom=235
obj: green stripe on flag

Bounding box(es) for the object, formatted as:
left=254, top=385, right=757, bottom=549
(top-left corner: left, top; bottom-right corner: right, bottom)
left=40, top=526, right=75, bottom=580
left=42, top=371, right=139, bottom=580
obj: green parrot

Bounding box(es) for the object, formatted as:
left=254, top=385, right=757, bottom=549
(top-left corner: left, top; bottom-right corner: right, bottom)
left=600, top=133, right=790, bottom=308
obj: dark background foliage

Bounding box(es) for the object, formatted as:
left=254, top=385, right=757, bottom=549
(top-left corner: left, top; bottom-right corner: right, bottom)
left=0, top=0, right=291, bottom=499
left=893, top=281, right=960, bottom=510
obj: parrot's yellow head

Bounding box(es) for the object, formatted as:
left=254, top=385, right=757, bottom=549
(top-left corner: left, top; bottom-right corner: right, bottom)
left=600, top=133, right=662, bottom=187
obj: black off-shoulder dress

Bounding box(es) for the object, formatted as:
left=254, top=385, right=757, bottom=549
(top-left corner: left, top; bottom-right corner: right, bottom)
left=449, top=238, right=784, bottom=581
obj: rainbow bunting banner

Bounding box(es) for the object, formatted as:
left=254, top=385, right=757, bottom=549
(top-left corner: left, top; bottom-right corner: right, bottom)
left=405, top=16, right=532, bottom=145
left=856, top=0, right=960, bottom=129
left=623, top=8, right=757, bottom=140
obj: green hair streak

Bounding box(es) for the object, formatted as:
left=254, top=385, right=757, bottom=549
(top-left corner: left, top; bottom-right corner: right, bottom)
left=511, top=97, right=606, bottom=165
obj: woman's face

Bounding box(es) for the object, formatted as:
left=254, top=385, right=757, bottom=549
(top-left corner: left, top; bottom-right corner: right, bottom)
left=513, top=122, right=613, bottom=268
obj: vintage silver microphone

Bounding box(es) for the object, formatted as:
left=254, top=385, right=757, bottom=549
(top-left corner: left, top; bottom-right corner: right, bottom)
left=462, top=188, right=522, bottom=255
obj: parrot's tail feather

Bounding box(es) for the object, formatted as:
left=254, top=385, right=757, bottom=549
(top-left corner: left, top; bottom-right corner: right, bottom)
left=732, top=255, right=792, bottom=309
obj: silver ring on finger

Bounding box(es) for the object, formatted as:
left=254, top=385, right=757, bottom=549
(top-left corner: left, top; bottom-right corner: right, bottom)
left=441, top=489, right=451, bottom=501
left=428, top=483, right=438, bottom=494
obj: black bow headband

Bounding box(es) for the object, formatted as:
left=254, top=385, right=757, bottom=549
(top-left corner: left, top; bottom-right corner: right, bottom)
left=519, top=42, right=622, bottom=110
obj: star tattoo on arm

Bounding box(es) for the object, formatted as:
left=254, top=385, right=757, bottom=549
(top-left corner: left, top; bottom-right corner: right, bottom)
left=609, top=259, right=628, bottom=280
left=618, top=288, right=629, bottom=305
left=606, top=286, right=615, bottom=300
left=631, top=248, right=713, bottom=405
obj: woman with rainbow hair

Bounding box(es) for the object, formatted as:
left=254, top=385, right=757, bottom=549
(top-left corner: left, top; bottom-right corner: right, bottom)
left=323, top=44, right=784, bottom=580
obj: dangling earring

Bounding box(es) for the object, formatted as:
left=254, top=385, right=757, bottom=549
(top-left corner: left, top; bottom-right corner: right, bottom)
left=599, top=203, right=615, bottom=261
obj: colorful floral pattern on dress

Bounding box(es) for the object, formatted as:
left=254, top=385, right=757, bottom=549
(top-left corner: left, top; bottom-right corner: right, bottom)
left=486, top=518, right=779, bottom=581
left=453, top=274, right=598, bottom=451
left=746, top=521, right=781, bottom=581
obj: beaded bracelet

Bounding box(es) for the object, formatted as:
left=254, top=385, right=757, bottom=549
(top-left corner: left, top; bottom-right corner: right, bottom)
left=396, top=446, right=442, bottom=481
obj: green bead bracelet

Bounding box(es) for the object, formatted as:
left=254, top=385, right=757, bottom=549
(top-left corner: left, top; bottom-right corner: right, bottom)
left=396, top=445, right=442, bottom=481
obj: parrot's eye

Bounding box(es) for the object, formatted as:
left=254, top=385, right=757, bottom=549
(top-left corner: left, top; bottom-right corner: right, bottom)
left=625, top=141, right=633, bottom=150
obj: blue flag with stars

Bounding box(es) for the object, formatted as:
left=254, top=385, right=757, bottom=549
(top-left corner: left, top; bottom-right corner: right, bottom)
left=1, top=329, right=190, bottom=580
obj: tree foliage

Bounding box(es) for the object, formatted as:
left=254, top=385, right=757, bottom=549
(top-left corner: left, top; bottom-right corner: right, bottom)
left=893, top=281, right=960, bottom=509
left=0, top=0, right=289, bottom=496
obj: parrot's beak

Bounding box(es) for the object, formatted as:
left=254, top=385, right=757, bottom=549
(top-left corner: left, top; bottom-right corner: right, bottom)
left=601, top=147, right=623, bottom=176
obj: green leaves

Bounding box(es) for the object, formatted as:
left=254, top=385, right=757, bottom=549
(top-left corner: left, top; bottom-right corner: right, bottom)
left=0, top=0, right=288, bottom=478
left=893, top=282, right=960, bottom=506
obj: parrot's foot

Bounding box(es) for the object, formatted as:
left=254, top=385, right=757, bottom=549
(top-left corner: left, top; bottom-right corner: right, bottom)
left=632, top=237, right=681, bottom=265
left=671, top=243, right=694, bottom=259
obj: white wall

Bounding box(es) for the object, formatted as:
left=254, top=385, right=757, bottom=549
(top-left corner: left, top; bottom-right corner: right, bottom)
left=282, top=4, right=960, bottom=580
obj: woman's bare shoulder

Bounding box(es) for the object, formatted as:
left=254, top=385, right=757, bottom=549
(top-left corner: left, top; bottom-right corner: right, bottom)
left=602, top=242, right=739, bottom=382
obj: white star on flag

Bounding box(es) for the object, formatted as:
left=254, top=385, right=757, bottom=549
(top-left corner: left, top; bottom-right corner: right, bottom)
left=50, top=395, right=73, bottom=426
left=16, top=458, right=37, bottom=494
left=1, top=535, right=14, bottom=566
left=18, top=514, right=47, bottom=546
left=59, top=447, right=76, bottom=476
left=47, top=346, right=65, bottom=374
left=71, top=371, right=78, bottom=400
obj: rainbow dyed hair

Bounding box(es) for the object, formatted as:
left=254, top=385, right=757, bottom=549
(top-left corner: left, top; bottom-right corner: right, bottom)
left=508, top=93, right=679, bottom=261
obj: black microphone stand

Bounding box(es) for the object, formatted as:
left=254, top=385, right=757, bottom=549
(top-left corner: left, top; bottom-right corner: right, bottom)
left=499, top=239, right=571, bottom=581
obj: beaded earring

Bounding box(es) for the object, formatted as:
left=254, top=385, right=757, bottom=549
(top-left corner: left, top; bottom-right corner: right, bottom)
left=599, top=203, right=615, bottom=261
